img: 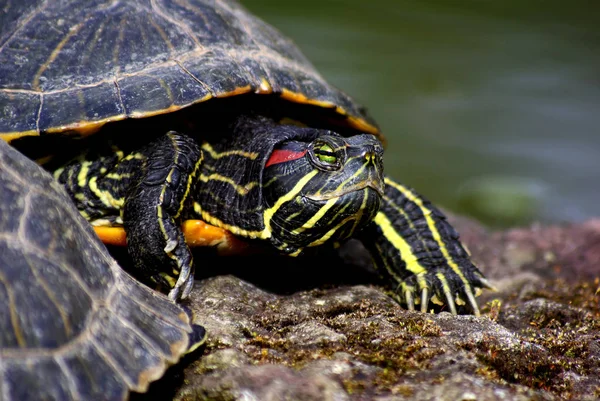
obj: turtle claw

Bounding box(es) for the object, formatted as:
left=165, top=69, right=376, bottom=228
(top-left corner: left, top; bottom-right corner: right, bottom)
left=168, top=262, right=194, bottom=301
left=167, top=285, right=181, bottom=301
left=441, top=283, right=457, bottom=315
left=356, top=174, right=492, bottom=316
left=405, top=289, right=415, bottom=311
left=464, top=286, right=480, bottom=317
left=420, top=287, right=429, bottom=313
left=391, top=271, right=489, bottom=316
left=478, top=276, right=497, bottom=291
left=181, top=273, right=195, bottom=299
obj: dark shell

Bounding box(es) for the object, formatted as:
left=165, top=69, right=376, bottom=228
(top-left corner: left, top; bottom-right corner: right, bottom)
left=0, top=0, right=379, bottom=141
left=0, top=138, right=194, bottom=400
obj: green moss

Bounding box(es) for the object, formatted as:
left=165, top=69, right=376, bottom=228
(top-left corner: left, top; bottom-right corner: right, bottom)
left=235, top=296, right=452, bottom=395
left=342, top=374, right=367, bottom=395
left=477, top=279, right=600, bottom=399
left=196, top=279, right=598, bottom=399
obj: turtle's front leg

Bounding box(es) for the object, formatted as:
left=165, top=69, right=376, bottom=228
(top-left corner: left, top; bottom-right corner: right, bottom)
left=124, top=131, right=202, bottom=301
left=357, top=176, right=492, bottom=315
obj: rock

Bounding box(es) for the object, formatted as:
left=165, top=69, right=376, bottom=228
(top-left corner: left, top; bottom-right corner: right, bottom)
left=131, top=217, right=600, bottom=401
left=176, top=364, right=350, bottom=401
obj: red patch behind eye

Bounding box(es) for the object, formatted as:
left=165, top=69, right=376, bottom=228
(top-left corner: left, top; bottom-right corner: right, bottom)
left=265, top=149, right=307, bottom=167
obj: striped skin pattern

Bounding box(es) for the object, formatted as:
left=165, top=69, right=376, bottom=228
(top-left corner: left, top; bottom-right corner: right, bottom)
left=260, top=133, right=384, bottom=256
left=359, top=178, right=489, bottom=315
left=193, top=117, right=385, bottom=259
left=123, top=133, right=203, bottom=300
left=55, top=133, right=203, bottom=300
left=54, top=115, right=489, bottom=314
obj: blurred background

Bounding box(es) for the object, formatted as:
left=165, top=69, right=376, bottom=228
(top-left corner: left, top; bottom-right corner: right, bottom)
left=244, top=0, right=600, bottom=228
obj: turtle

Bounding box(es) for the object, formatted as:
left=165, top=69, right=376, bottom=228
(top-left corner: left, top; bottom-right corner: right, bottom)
left=0, top=0, right=493, bottom=315
left=0, top=138, right=206, bottom=401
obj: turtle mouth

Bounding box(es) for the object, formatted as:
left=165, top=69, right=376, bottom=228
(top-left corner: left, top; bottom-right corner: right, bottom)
left=305, top=181, right=385, bottom=201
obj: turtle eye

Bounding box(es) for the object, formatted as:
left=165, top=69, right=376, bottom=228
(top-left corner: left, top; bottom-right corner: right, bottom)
left=315, top=143, right=336, bottom=163
left=310, top=141, right=341, bottom=170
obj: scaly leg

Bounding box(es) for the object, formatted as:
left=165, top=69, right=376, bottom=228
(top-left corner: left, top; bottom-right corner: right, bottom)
left=124, top=132, right=202, bottom=301
left=358, top=176, right=492, bottom=315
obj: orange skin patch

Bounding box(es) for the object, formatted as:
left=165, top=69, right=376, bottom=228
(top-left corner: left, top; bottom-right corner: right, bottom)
left=94, top=226, right=128, bottom=246
left=94, top=220, right=249, bottom=255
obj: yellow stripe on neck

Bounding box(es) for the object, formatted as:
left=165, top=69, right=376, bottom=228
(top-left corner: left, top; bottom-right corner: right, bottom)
left=262, top=170, right=319, bottom=238
left=202, top=143, right=259, bottom=160
left=384, top=178, right=471, bottom=286
left=374, top=212, right=427, bottom=276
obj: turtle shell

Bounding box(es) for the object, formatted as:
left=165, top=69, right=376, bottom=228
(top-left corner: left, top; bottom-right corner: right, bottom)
left=0, top=0, right=380, bottom=143
left=0, top=138, right=196, bottom=400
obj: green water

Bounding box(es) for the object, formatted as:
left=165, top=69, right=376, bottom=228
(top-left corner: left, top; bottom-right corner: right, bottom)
left=244, top=0, right=600, bottom=228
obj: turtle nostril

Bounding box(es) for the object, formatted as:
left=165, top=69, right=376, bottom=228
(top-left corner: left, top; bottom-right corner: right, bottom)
left=364, top=148, right=379, bottom=165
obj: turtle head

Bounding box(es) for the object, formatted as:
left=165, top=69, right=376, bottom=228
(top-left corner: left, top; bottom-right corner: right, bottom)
left=262, top=130, right=385, bottom=255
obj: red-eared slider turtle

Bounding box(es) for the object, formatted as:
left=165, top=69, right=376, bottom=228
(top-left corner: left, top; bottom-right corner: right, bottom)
left=0, top=138, right=205, bottom=400
left=0, top=0, right=492, bottom=314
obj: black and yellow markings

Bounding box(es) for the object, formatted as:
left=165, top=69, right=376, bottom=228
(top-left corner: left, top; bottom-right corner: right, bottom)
left=88, top=174, right=125, bottom=210
left=198, top=143, right=260, bottom=194
left=194, top=169, right=322, bottom=242
left=193, top=202, right=264, bottom=241
left=194, top=139, right=378, bottom=258
left=262, top=169, right=319, bottom=241
left=374, top=177, right=479, bottom=314
left=308, top=150, right=375, bottom=201
left=198, top=173, right=258, bottom=195
left=156, top=134, right=203, bottom=270
left=289, top=189, right=353, bottom=240
left=373, top=241, right=421, bottom=311
left=372, top=212, right=430, bottom=310
left=374, top=200, right=449, bottom=312
left=193, top=168, right=322, bottom=244
left=373, top=209, right=426, bottom=275
left=387, top=179, right=476, bottom=308
left=56, top=150, right=144, bottom=217
left=300, top=187, right=371, bottom=252
left=175, top=153, right=202, bottom=222
left=268, top=151, right=377, bottom=255
left=193, top=202, right=264, bottom=239
left=275, top=153, right=374, bottom=254
left=191, top=143, right=264, bottom=238
left=111, top=146, right=126, bottom=160
left=201, top=143, right=259, bottom=160
left=292, top=152, right=374, bottom=234
left=290, top=196, right=339, bottom=235
left=342, top=187, right=371, bottom=238
left=76, top=160, right=93, bottom=188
